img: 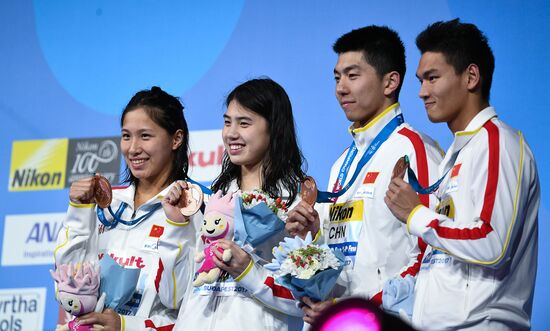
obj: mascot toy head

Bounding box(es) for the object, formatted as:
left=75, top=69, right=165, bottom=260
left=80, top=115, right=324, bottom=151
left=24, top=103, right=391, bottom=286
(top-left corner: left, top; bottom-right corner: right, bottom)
left=51, top=262, right=100, bottom=316
left=201, top=190, right=235, bottom=243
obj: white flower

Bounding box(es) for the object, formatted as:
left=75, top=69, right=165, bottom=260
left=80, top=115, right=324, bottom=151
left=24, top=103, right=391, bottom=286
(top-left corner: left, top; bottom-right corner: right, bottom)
left=265, top=233, right=342, bottom=280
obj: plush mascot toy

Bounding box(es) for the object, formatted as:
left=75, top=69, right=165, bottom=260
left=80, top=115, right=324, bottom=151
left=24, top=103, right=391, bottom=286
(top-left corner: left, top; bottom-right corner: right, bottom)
left=51, top=262, right=103, bottom=331
left=193, top=190, right=234, bottom=287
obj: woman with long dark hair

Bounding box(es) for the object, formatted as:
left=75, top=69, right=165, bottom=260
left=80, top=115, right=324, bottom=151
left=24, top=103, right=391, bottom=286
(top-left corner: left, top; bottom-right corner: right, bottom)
left=162, top=78, right=307, bottom=330
left=54, top=87, right=199, bottom=330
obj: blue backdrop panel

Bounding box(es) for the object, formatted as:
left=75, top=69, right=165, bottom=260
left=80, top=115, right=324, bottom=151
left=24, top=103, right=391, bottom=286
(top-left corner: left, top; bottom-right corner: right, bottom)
left=0, top=1, right=548, bottom=329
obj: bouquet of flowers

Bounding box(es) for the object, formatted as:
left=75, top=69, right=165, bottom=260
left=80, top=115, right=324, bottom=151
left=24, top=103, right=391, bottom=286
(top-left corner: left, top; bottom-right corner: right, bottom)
left=240, top=190, right=288, bottom=221
left=265, top=232, right=345, bottom=301
left=233, top=190, right=288, bottom=248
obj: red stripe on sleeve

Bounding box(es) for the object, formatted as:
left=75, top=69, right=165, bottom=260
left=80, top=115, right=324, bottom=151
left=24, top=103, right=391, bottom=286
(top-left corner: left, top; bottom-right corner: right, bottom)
left=145, top=320, right=174, bottom=331
left=155, top=258, right=164, bottom=293
left=480, top=120, right=500, bottom=222
left=425, top=121, right=499, bottom=240
left=427, top=219, right=494, bottom=239
left=264, top=276, right=295, bottom=300
left=398, top=128, right=430, bottom=207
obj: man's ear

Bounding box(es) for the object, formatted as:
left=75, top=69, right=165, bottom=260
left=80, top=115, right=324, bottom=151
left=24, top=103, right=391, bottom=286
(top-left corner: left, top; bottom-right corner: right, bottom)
left=465, top=63, right=482, bottom=92
left=172, top=129, right=184, bottom=150
left=383, top=71, right=401, bottom=97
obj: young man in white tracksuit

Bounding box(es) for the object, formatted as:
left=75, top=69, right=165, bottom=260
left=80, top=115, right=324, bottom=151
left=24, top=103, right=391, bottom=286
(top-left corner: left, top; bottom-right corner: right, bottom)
left=285, top=26, right=443, bottom=325
left=385, top=19, right=540, bottom=330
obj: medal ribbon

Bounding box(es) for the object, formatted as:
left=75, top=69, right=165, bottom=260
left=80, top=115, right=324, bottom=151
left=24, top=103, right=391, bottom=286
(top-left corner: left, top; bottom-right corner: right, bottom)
left=405, top=151, right=458, bottom=194
left=317, top=114, right=404, bottom=203
left=97, top=202, right=162, bottom=229
left=187, top=177, right=213, bottom=195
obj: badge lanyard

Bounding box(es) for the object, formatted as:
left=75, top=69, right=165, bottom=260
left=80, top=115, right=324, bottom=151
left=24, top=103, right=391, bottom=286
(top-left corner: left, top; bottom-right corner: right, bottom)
left=316, top=114, right=404, bottom=203
left=97, top=202, right=162, bottom=229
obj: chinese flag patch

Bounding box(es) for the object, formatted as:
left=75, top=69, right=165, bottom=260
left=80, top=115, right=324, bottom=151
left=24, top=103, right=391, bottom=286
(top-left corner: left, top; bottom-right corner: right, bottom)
left=149, top=225, right=164, bottom=238
left=363, top=172, right=379, bottom=184
left=451, top=164, right=462, bottom=178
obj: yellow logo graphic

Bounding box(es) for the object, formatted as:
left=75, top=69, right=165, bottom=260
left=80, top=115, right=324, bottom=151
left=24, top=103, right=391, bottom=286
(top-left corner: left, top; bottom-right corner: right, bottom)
left=436, top=196, right=455, bottom=219
left=9, top=139, right=69, bottom=191
left=329, top=200, right=364, bottom=223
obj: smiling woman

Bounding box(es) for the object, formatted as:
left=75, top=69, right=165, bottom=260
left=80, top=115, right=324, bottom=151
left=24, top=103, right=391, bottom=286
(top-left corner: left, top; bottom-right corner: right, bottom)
left=52, top=86, right=200, bottom=330
left=157, top=78, right=308, bottom=331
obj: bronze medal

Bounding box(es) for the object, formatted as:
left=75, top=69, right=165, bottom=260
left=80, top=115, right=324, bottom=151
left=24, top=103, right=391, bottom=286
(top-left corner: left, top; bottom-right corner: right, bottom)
left=93, top=175, right=112, bottom=208
left=300, top=176, right=318, bottom=206
left=178, top=183, right=203, bottom=216
left=392, top=156, right=409, bottom=180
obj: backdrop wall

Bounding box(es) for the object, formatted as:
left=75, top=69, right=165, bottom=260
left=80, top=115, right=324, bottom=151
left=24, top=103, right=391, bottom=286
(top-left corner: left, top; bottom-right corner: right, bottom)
left=1, top=1, right=548, bottom=329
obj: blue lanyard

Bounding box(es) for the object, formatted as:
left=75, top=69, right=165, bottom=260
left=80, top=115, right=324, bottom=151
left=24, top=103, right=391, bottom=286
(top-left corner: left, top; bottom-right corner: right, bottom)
left=333, top=144, right=358, bottom=193
left=186, top=177, right=213, bottom=195
left=407, top=165, right=449, bottom=195
left=96, top=177, right=212, bottom=229
left=407, top=151, right=457, bottom=195
left=97, top=202, right=162, bottom=229
left=317, top=114, right=404, bottom=203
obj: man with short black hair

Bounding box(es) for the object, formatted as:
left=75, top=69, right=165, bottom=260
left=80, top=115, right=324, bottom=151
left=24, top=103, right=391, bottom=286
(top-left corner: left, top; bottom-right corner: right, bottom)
left=385, top=19, right=540, bottom=330
left=286, top=25, right=442, bottom=324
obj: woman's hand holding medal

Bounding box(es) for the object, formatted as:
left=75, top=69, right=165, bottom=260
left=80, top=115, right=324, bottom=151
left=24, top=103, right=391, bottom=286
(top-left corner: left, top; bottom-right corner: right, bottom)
left=162, top=180, right=203, bottom=223
left=286, top=176, right=321, bottom=239
left=69, top=174, right=112, bottom=207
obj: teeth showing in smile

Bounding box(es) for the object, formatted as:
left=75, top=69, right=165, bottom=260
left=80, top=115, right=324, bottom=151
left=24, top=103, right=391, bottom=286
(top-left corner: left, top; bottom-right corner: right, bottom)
left=131, top=159, right=145, bottom=165
left=230, top=145, right=243, bottom=150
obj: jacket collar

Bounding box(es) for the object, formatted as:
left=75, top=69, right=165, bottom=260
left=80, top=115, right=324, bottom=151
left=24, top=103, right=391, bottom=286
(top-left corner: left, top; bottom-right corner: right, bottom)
left=441, top=106, right=497, bottom=170
left=348, top=103, right=402, bottom=150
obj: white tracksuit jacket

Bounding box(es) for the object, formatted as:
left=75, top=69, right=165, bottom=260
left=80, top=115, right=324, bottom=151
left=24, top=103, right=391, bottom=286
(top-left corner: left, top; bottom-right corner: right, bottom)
left=408, top=107, right=540, bottom=330
left=54, top=184, right=199, bottom=331
left=159, top=182, right=303, bottom=331
left=314, top=103, right=443, bottom=305
left=228, top=103, right=443, bottom=324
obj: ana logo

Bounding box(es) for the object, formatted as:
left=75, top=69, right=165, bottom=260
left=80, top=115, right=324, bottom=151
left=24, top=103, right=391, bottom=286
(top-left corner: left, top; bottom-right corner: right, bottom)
left=2, top=213, right=66, bottom=266
left=9, top=139, right=68, bottom=191
left=26, top=221, right=62, bottom=244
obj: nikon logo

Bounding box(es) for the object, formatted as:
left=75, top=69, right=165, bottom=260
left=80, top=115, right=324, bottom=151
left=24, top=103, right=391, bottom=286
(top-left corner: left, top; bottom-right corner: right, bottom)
left=329, top=205, right=354, bottom=222
left=11, top=168, right=62, bottom=188
left=9, top=139, right=68, bottom=191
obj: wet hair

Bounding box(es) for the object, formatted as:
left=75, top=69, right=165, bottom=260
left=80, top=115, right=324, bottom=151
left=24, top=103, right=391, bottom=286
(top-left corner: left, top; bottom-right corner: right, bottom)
left=416, top=18, right=495, bottom=100
left=333, top=25, right=406, bottom=99
left=211, top=78, right=306, bottom=204
left=120, top=86, right=189, bottom=187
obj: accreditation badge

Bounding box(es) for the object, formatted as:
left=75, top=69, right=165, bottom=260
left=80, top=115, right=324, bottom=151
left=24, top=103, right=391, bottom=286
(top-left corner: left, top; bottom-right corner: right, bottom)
left=327, top=200, right=364, bottom=270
